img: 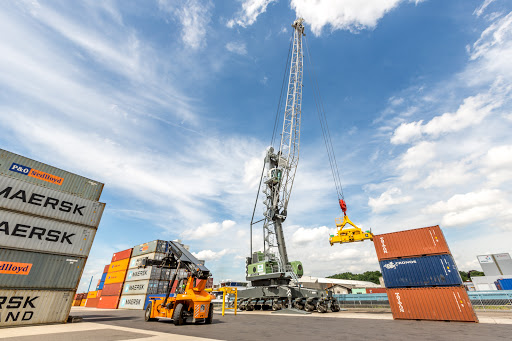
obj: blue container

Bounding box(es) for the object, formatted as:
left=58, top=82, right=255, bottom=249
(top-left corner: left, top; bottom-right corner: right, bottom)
left=497, top=279, right=512, bottom=290
left=98, top=280, right=105, bottom=290
left=100, top=272, right=107, bottom=282
left=379, top=254, right=462, bottom=288
left=144, top=293, right=175, bottom=310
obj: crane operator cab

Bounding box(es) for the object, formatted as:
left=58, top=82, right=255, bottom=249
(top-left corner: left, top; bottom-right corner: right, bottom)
left=268, top=168, right=282, bottom=184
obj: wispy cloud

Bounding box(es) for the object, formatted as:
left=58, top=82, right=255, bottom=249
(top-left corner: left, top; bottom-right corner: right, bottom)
left=225, top=41, right=248, bottom=55
left=227, top=0, right=276, bottom=28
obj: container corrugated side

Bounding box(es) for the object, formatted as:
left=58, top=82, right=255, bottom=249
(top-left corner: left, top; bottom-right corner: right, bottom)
left=131, top=240, right=168, bottom=258
left=498, top=279, right=512, bottom=290
left=122, top=279, right=159, bottom=295
left=100, top=272, right=107, bottom=282
left=374, top=225, right=450, bottom=261
left=0, top=248, right=86, bottom=290
left=0, top=149, right=104, bottom=201
left=84, top=297, right=99, bottom=308
left=128, top=252, right=165, bottom=269
left=101, top=283, right=123, bottom=296
left=97, top=295, right=120, bottom=309
left=0, top=208, right=96, bottom=256
left=111, top=249, right=132, bottom=263
left=379, top=254, right=463, bottom=288
left=0, top=176, right=105, bottom=228
left=386, top=287, right=478, bottom=322
left=125, top=267, right=164, bottom=282
left=366, top=288, right=386, bottom=294
left=0, top=289, right=73, bottom=326
left=108, top=258, right=130, bottom=273
left=148, top=281, right=169, bottom=295
left=118, top=294, right=146, bottom=310
left=104, top=270, right=127, bottom=285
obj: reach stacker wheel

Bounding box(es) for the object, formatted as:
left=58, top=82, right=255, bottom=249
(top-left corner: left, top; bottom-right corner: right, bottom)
left=205, top=303, right=214, bottom=324
left=173, top=303, right=185, bottom=326
left=145, top=302, right=157, bottom=322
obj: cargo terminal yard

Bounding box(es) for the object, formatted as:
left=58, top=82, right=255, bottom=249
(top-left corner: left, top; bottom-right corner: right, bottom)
left=1, top=2, right=512, bottom=341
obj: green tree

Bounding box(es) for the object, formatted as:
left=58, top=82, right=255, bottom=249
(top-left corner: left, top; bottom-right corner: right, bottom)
left=328, top=271, right=382, bottom=285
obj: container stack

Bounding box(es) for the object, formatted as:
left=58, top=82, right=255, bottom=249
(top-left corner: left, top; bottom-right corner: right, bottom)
left=119, top=240, right=171, bottom=310
left=84, top=290, right=99, bottom=308
left=374, top=225, right=478, bottom=322
left=496, top=279, right=512, bottom=290
left=72, top=293, right=86, bottom=306
left=0, top=149, right=105, bottom=326
left=97, top=250, right=131, bottom=309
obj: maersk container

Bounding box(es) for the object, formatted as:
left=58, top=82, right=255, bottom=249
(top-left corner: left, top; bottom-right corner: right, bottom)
left=128, top=252, right=165, bottom=269
left=0, top=208, right=96, bottom=256
left=118, top=294, right=146, bottom=310
left=374, top=225, right=450, bottom=261
left=131, top=240, right=169, bottom=258
left=125, top=266, right=162, bottom=282
left=0, top=248, right=85, bottom=290
left=0, top=176, right=105, bottom=228
left=386, top=287, right=478, bottom=322
left=379, top=254, right=463, bottom=288
left=0, top=149, right=104, bottom=201
left=0, top=289, right=73, bottom=326
left=149, top=280, right=169, bottom=295
left=122, top=279, right=159, bottom=295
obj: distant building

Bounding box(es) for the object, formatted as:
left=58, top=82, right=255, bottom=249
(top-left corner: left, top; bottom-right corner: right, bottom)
left=299, top=276, right=381, bottom=293
left=477, top=253, right=512, bottom=276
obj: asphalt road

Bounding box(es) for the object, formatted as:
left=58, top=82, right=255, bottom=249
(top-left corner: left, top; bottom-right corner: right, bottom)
left=73, top=309, right=512, bottom=341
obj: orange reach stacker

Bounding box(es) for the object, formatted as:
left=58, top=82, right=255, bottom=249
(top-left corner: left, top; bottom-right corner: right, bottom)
left=141, top=241, right=214, bottom=325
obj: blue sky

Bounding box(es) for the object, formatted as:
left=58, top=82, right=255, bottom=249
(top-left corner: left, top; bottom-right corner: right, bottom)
left=0, top=0, right=511, bottom=292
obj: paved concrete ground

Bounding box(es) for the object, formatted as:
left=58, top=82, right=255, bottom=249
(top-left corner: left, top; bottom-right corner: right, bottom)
left=1, top=307, right=511, bottom=341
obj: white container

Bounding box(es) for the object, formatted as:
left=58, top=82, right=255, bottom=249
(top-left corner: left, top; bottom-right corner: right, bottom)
left=0, top=208, right=96, bottom=256
left=0, top=176, right=105, bottom=228
left=118, top=294, right=146, bottom=310
left=122, top=279, right=158, bottom=295
left=125, top=267, right=162, bottom=282
left=0, top=289, right=73, bottom=326
left=128, top=252, right=165, bottom=269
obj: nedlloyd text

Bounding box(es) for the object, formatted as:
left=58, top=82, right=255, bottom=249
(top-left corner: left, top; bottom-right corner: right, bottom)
left=9, top=163, right=64, bottom=186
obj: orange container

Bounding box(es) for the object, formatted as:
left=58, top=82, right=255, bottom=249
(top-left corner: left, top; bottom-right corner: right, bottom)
left=85, top=297, right=99, bottom=308
left=80, top=299, right=86, bottom=306
left=108, top=258, right=130, bottom=273
left=386, top=287, right=478, bottom=322
left=72, top=299, right=82, bottom=306
left=101, top=282, right=124, bottom=296
left=97, top=290, right=102, bottom=298
left=111, top=249, right=132, bottom=262
left=366, top=288, right=386, bottom=294
left=97, top=295, right=121, bottom=309
left=103, top=264, right=110, bottom=274
left=87, top=291, right=98, bottom=299
left=105, top=270, right=127, bottom=285
left=374, top=225, right=450, bottom=261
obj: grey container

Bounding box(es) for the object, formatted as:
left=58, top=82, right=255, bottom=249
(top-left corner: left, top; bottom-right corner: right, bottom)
left=0, top=248, right=86, bottom=290
left=0, top=176, right=105, bottom=228
left=122, top=279, right=158, bottom=295
left=131, top=240, right=168, bottom=257
left=125, top=267, right=162, bottom=282
left=128, top=252, right=165, bottom=269
left=118, top=294, right=146, bottom=310
left=147, top=280, right=169, bottom=295
left=0, top=149, right=103, bottom=201
left=0, top=289, right=73, bottom=326
left=0, top=208, right=96, bottom=257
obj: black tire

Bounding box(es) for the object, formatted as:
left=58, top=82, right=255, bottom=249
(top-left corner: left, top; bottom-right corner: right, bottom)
left=205, top=303, right=214, bottom=324
left=173, top=303, right=184, bottom=326
left=145, top=302, right=157, bottom=322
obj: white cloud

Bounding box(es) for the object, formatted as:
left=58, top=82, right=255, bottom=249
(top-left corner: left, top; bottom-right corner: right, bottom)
left=291, top=0, right=422, bottom=35
left=419, top=162, right=473, bottom=189
left=398, top=141, right=436, bottom=169
left=193, top=249, right=233, bottom=261
left=182, top=220, right=237, bottom=240
left=368, top=187, right=412, bottom=213
left=158, top=0, right=213, bottom=49
left=227, top=0, right=276, bottom=28
left=291, top=226, right=331, bottom=245
left=474, top=0, right=496, bottom=17
left=391, top=120, right=423, bottom=144
left=226, top=41, right=248, bottom=55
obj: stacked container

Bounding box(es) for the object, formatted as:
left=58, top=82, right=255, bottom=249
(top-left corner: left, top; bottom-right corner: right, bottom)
left=374, top=225, right=478, bottom=322
left=496, top=279, right=512, bottom=290
left=119, top=240, right=171, bottom=310
left=72, top=293, right=86, bottom=306
left=0, top=149, right=105, bottom=326
left=97, top=250, right=131, bottom=309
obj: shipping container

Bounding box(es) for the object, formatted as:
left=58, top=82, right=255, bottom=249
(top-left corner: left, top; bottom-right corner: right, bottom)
left=497, top=278, right=512, bottom=290
left=0, top=289, right=73, bottom=326
left=365, top=288, right=387, bottom=294
left=128, top=252, right=165, bottom=269
left=101, top=282, right=123, bottom=296
left=380, top=254, right=462, bottom=288
left=144, top=294, right=175, bottom=310
left=374, top=225, right=450, bottom=261
left=0, top=176, right=105, bottom=228
left=87, top=291, right=98, bottom=299
left=351, top=288, right=366, bottom=294
left=72, top=299, right=82, bottom=306
left=0, top=208, right=97, bottom=257
left=125, top=266, right=164, bottom=282
left=85, top=297, right=99, bottom=308
left=386, top=287, right=478, bottom=322
left=100, top=272, right=107, bottom=283
left=0, top=248, right=86, bottom=290
left=118, top=294, right=146, bottom=310
left=79, top=299, right=86, bottom=306
left=150, top=281, right=169, bottom=295
left=111, top=249, right=132, bottom=263
left=131, top=240, right=168, bottom=258
left=0, top=149, right=104, bottom=201
left=108, top=258, right=130, bottom=273
left=97, top=290, right=102, bottom=298
left=97, top=295, right=120, bottom=309
left=98, top=281, right=105, bottom=291
left=104, top=270, right=127, bottom=285
left=103, top=264, right=110, bottom=274
left=122, top=279, right=159, bottom=295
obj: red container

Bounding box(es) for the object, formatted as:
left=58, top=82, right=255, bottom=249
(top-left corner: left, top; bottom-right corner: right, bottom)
left=85, top=297, right=100, bottom=308
left=104, top=264, right=110, bottom=274
left=374, top=225, right=450, bottom=261
left=366, top=288, right=386, bottom=294
left=97, top=295, right=120, bottom=309
left=111, top=249, right=132, bottom=262
left=101, top=282, right=124, bottom=296
left=386, top=287, right=478, bottom=322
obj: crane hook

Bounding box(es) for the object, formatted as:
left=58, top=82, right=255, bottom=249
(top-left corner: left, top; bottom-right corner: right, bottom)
left=339, top=199, right=347, bottom=216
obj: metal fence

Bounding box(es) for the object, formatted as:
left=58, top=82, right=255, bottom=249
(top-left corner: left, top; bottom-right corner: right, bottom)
left=333, top=291, right=512, bottom=311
